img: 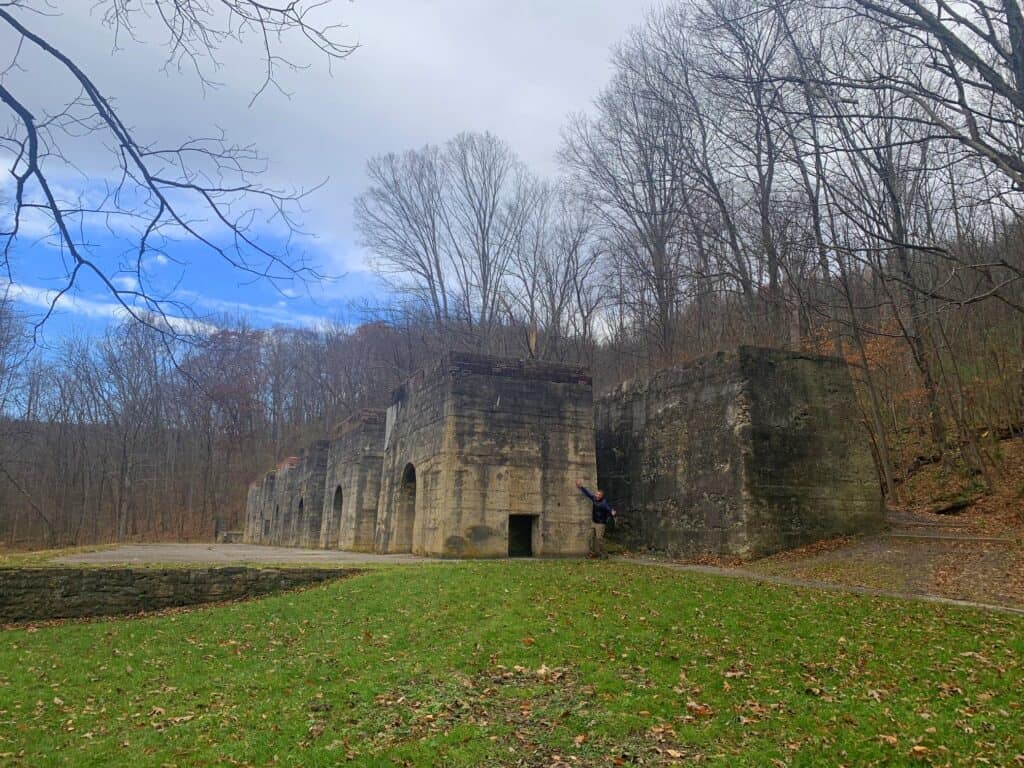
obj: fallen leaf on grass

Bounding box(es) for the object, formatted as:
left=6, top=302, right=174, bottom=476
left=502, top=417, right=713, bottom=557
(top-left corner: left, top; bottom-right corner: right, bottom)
left=686, top=700, right=714, bottom=717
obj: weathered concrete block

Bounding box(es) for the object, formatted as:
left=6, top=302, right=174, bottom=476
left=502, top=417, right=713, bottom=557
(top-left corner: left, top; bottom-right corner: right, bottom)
left=245, top=442, right=331, bottom=548
left=320, top=411, right=385, bottom=551
left=595, top=347, right=884, bottom=559
left=376, top=353, right=595, bottom=558
left=243, top=471, right=276, bottom=545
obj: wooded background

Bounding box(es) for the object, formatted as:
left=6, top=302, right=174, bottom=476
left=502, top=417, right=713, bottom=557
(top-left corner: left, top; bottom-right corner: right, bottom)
left=3, top=0, right=1024, bottom=547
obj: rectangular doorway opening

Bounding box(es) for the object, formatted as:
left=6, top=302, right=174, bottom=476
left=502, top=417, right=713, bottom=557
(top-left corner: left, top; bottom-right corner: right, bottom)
left=508, top=515, right=535, bottom=558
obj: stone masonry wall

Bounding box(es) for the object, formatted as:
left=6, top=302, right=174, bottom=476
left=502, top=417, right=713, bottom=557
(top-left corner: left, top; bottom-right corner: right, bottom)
left=294, top=442, right=330, bottom=548
left=375, top=367, right=450, bottom=554
left=243, top=472, right=276, bottom=545
left=441, top=357, right=595, bottom=557
left=0, top=567, right=358, bottom=623
left=376, top=353, right=594, bottom=558
left=740, top=348, right=885, bottom=553
left=244, top=441, right=331, bottom=548
left=596, top=352, right=749, bottom=555
left=320, top=412, right=386, bottom=551
left=595, top=347, right=884, bottom=559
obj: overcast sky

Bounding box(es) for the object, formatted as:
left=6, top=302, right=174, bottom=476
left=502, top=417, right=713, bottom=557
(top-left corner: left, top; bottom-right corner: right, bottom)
left=3, top=1, right=650, bottom=336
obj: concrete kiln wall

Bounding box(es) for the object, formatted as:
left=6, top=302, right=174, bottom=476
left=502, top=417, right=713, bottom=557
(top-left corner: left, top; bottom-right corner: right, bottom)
left=243, top=472, right=276, bottom=544
left=741, top=348, right=885, bottom=553
left=595, top=347, right=884, bottom=559
left=375, top=369, right=449, bottom=554
left=244, top=483, right=260, bottom=543
left=377, top=354, right=594, bottom=558
left=595, top=353, right=749, bottom=555
left=243, top=442, right=331, bottom=548
left=320, top=412, right=385, bottom=551
left=442, top=358, right=594, bottom=557
left=282, top=442, right=330, bottom=548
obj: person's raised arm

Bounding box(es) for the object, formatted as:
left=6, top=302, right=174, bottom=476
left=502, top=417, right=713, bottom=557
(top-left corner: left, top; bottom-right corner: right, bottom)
left=575, top=479, right=595, bottom=501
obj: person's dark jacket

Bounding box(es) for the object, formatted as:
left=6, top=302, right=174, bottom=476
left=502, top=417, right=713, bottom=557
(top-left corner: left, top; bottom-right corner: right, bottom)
left=579, top=486, right=615, bottom=524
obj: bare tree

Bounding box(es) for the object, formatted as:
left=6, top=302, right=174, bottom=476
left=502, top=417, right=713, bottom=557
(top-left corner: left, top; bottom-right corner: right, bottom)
left=443, top=132, right=536, bottom=345
left=561, top=36, right=691, bottom=360
left=841, top=0, right=1024, bottom=189
left=356, top=132, right=538, bottom=350
left=0, top=1, right=355, bottom=333
left=355, top=147, right=451, bottom=329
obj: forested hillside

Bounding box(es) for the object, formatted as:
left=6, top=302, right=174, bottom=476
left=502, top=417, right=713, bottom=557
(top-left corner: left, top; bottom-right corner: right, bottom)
left=3, top=0, right=1024, bottom=547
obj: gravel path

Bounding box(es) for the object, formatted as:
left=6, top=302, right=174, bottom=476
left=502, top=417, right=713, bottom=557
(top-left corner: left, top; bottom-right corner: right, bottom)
left=54, top=543, right=429, bottom=566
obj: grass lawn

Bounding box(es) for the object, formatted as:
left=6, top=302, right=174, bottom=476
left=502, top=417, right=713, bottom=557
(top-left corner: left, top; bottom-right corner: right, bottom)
left=0, top=547, right=116, bottom=568
left=1, top=561, right=1022, bottom=767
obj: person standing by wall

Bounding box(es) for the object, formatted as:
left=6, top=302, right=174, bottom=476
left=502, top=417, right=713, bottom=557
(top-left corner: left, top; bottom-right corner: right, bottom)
left=575, top=479, right=617, bottom=558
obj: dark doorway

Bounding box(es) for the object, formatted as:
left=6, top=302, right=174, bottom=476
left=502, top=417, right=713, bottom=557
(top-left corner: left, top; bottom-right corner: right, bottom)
left=396, top=463, right=417, bottom=553
left=296, top=498, right=304, bottom=544
left=508, top=515, right=535, bottom=558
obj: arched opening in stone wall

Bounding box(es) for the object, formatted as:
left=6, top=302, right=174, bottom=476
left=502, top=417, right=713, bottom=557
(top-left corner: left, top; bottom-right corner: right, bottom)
left=331, top=485, right=343, bottom=548
left=396, top=463, right=417, bottom=553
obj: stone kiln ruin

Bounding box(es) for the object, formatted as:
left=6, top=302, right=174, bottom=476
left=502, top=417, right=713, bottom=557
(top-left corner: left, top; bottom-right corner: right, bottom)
left=594, top=347, right=885, bottom=558
left=244, top=347, right=884, bottom=559
left=245, top=353, right=596, bottom=558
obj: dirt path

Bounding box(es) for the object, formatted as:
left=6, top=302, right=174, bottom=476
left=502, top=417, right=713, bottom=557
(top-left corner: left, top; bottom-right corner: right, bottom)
left=724, top=508, right=1024, bottom=610
left=622, top=557, right=1024, bottom=617
left=53, top=543, right=430, bottom=566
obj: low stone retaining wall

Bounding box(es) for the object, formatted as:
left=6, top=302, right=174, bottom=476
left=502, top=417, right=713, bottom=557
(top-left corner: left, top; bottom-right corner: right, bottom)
left=0, top=567, right=358, bottom=623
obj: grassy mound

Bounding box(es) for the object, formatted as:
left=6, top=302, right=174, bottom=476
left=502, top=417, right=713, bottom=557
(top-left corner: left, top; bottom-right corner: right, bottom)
left=1, top=561, right=1021, bottom=766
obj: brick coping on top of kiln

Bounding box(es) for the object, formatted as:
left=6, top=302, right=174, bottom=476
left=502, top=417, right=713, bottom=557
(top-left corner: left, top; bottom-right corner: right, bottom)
left=333, top=409, right=386, bottom=438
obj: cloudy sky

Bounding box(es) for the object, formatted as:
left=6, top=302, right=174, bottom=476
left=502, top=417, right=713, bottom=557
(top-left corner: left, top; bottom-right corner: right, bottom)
left=2, top=1, right=650, bottom=340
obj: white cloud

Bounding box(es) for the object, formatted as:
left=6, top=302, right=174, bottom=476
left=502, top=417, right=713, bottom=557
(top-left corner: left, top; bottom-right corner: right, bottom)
left=1, top=279, right=218, bottom=335
left=2, top=280, right=125, bottom=320
left=112, top=275, right=140, bottom=291
left=4, top=2, right=648, bottom=273
left=173, top=288, right=334, bottom=329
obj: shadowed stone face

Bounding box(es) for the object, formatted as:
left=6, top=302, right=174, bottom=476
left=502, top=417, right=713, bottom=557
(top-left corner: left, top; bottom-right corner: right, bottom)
left=595, top=347, right=885, bottom=559
left=0, top=567, right=358, bottom=623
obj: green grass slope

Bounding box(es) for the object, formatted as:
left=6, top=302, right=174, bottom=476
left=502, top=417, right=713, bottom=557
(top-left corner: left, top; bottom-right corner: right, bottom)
left=1, top=562, right=1021, bottom=767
